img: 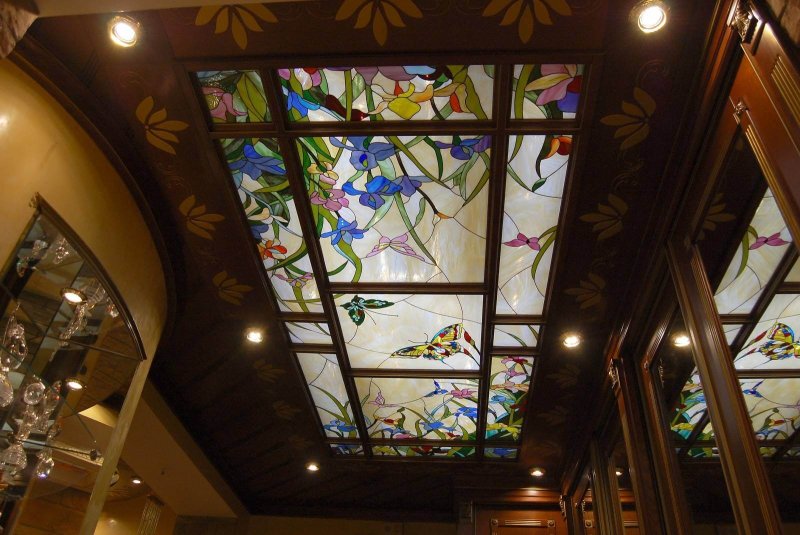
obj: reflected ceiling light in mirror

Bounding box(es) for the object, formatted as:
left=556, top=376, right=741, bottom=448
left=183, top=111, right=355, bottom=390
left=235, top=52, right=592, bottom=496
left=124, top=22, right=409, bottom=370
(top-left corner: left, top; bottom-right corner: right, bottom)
left=245, top=328, right=264, bottom=343
left=65, top=378, right=85, bottom=391
left=306, top=462, right=319, bottom=472
left=61, top=288, right=86, bottom=304
left=131, top=476, right=142, bottom=485
left=562, top=334, right=581, bottom=348
left=108, top=15, right=140, bottom=47
left=530, top=467, right=545, bottom=477
left=631, top=1, right=668, bottom=33
left=673, top=334, right=691, bottom=348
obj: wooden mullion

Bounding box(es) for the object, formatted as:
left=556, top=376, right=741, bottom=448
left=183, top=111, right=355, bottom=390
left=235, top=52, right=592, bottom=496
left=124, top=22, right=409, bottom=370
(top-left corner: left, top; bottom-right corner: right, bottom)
left=290, top=343, right=337, bottom=353
left=736, top=368, right=800, bottom=378
left=494, top=314, right=545, bottom=324
left=209, top=124, right=277, bottom=138
left=261, top=67, right=372, bottom=456
left=277, top=312, right=328, bottom=322
left=778, top=281, right=800, bottom=293
left=476, top=64, right=512, bottom=460
left=490, top=347, right=539, bottom=356
left=327, top=282, right=485, bottom=294
left=286, top=120, right=495, bottom=137
left=349, top=368, right=481, bottom=379
left=368, top=438, right=478, bottom=447
left=719, top=313, right=752, bottom=323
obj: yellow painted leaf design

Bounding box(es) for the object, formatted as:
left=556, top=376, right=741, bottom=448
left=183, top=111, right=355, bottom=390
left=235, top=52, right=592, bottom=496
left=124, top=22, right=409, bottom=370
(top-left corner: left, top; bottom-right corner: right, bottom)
left=231, top=14, right=247, bottom=48
left=534, top=0, right=552, bottom=25
left=149, top=107, right=167, bottom=125
left=501, top=0, right=523, bottom=25
left=383, top=3, right=405, bottom=26
left=215, top=7, right=229, bottom=33
left=600, top=114, right=637, bottom=126
left=620, top=124, right=650, bottom=150
left=393, top=0, right=423, bottom=18
left=621, top=100, right=644, bottom=117
left=237, top=8, right=262, bottom=32
left=614, top=123, right=642, bottom=139
left=355, top=3, right=373, bottom=28
left=338, top=0, right=369, bottom=20
left=484, top=0, right=516, bottom=17
left=518, top=4, right=534, bottom=42
left=145, top=132, right=175, bottom=154
left=157, top=120, right=189, bottom=132
left=634, top=87, right=657, bottom=115
left=195, top=6, right=220, bottom=25
left=135, top=96, right=154, bottom=124
left=372, top=8, right=388, bottom=45
left=544, top=0, right=571, bottom=15
left=244, top=4, right=277, bottom=23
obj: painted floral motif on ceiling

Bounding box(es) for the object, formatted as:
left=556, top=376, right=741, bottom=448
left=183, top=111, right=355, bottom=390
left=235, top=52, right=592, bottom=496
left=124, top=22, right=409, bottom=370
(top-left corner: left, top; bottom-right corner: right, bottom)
left=135, top=96, right=188, bottom=155
left=195, top=4, right=278, bottom=49
left=482, top=0, right=572, bottom=43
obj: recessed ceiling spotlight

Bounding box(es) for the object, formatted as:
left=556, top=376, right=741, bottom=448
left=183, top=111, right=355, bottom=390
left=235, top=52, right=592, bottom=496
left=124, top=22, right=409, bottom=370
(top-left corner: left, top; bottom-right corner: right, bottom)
left=631, top=1, right=669, bottom=33
left=65, top=378, right=85, bottom=391
left=131, top=476, right=142, bottom=485
left=245, top=328, right=264, bottom=343
left=61, top=288, right=86, bottom=304
left=673, top=334, right=691, bottom=348
left=530, top=467, right=545, bottom=477
left=306, top=462, right=319, bottom=472
left=562, top=334, right=581, bottom=348
left=108, top=15, right=141, bottom=47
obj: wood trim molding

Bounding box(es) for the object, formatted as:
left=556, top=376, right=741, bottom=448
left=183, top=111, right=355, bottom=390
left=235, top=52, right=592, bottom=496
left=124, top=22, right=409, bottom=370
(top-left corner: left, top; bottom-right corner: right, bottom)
left=667, top=242, right=782, bottom=534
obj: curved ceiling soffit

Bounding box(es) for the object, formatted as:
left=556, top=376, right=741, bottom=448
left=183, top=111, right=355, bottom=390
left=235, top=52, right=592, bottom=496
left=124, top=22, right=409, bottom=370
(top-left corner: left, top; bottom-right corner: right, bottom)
left=9, top=37, right=179, bottom=344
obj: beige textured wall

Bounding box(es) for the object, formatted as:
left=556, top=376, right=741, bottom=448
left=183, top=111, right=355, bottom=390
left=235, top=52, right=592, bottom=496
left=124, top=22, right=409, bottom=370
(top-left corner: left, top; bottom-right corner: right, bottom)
left=96, top=495, right=177, bottom=535
left=0, top=59, right=167, bottom=359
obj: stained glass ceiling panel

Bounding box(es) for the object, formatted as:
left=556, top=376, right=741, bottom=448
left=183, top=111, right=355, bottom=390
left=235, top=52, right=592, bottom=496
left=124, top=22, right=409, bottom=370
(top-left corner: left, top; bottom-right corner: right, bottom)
left=714, top=188, right=792, bottom=315
left=196, top=71, right=270, bottom=123
left=497, top=135, right=569, bottom=315
left=335, top=293, right=483, bottom=370
left=512, top=64, right=585, bottom=119
left=372, top=445, right=475, bottom=458
left=296, top=353, right=358, bottom=439
left=493, top=325, right=540, bottom=347
left=740, top=378, right=800, bottom=441
left=356, top=376, right=479, bottom=441
left=485, top=447, right=519, bottom=459
left=670, top=373, right=708, bottom=442
left=786, top=258, right=800, bottom=282
left=285, top=322, right=333, bottom=345
left=723, top=323, right=744, bottom=345
left=280, top=66, right=494, bottom=122
left=486, top=356, right=533, bottom=442
left=222, top=138, right=322, bottom=313
left=331, top=444, right=364, bottom=456
left=736, top=294, right=800, bottom=370
left=297, top=135, right=490, bottom=284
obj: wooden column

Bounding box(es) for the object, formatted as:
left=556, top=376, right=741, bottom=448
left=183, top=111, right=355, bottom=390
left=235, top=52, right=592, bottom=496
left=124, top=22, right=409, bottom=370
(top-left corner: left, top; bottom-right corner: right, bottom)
left=588, top=438, right=624, bottom=535
left=667, top=242, right=782, bottom=534
left=614, top=357, right=666, bottom=535
left=639, top=346, right=694, bottom=535
left=563, top=492, right=583, bottom=535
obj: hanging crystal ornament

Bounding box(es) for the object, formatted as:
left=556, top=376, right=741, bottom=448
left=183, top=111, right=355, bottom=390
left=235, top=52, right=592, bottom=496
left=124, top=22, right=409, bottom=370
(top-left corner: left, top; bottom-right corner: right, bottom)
left=106, top=302, right=119, bottom=318
left=16, top=405, right=39, bottom=442
left=59, top=282, right=108, bottom=345
left=52, top=237, right=71, bottom=265
left=0, top=376, right=13, bottom=408
left=15, top=239, right=49, bottom=277
left=23, top=380, right=45, bottom=405
left=46, top=420, right=62, bottom=441
left=0, top=441, right=27, bottom=476
left=34, top=448, right=53, bottom=479
left=2, top=305, right=27, bottom=369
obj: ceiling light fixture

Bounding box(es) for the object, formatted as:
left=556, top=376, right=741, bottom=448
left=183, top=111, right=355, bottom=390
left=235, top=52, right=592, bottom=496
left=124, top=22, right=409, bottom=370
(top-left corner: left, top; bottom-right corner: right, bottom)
left=562, top=334, right=581, bottom=348
left=673, top=334, right=691, bottom=348
left=615, top=469, right=623, bottom=476
left=530, top=467, right=545, bottom=477
left=108, top=15, right=141, bottom=47
left=131, top=476, right=142, bottom=485
left=245, top=328, right=264, bottom=343
left=631, top=1, right=669, bottom=33
left=61, top=288, right=86, bottom=304
left=65, top=378, right=85, bottom=391
left=306, top=462, right=319, bottom=472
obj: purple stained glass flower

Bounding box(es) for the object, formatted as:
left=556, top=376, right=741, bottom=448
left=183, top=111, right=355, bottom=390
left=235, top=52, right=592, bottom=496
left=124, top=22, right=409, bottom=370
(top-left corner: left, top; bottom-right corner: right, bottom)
left=320, top=218, right=365, bottom=245
left=229, top=144, right=285, bottom=180
left=750, top=232, right=789, bottom=249
left=328, top=65, right=436, bottom=85
left=503, top=233, right=541, bottom=250
left=434, top=136, right=491, bottom=160
left=392, top=175, right=430, bottom=197
left=310, top=189, right=349, bottom=211
left=342, top=176, right=402, bottom=209
left=331, top=136, right=396, bottom=171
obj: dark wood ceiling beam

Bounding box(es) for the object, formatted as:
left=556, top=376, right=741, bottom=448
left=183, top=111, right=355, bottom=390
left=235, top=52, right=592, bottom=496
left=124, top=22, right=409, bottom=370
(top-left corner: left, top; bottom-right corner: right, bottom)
left=349, top=368, right=481, bottom=379
left=327, top=282, right=485, bottom=294
left=289, top=343, right=336, bottom=353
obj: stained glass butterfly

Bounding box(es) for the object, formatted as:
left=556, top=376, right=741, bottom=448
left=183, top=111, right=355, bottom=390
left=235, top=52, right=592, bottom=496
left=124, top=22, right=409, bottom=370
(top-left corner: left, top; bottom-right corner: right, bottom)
left=391, top=324, right=478, bottom=361
left=340, top=295, right=394, bottom=326
left=744, top=322, right=800, bottom=360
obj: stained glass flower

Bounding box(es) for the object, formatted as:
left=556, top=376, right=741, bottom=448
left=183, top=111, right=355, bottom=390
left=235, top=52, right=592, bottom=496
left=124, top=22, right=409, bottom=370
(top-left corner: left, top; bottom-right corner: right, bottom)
left=750, top=232, right=789, bottom=249
left=275, top=272, right=313, bottom=287
left=278, top=68, right=322, bottom=89
left=525, top=64, right=582, bottom=113
left=503, top=232, right=541, bottom=250
left=202, top=86, right=247, bottom=120
left=258, top=239, right=288, bottom=261
left=392, top=175, right=430, bottom=197
left=450, top=388, right=476, bottom=399
left=324, top=419, right=358, bottom=433
left=286, top=92, right=321, bottom=118
left=310, top=189, right=349, bottom=211
left=434, top=136, right=491, bottom=160
left=321, top=218, right=366, bottom=245
left=229, top=145, right=285, bottom=179
left=308, top=162, right=339, bottom=185
left=342, top=176, right=402, bottom=209
left=331, top=136, right=396, bottom=170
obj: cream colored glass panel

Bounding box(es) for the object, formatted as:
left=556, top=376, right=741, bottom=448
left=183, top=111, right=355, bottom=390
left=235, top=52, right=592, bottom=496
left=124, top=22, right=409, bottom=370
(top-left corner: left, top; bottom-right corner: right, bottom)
left=736, top=294, right=800, bottom=370
left=497, top=135, right=568, bottom=315
left=723, top=324, right=743, bottom=345
left=740, top=378, right=800, bottom=440
left=285, top=322, right=333, bottom=345
left=296, top=353, right=358, bottom=439
left=356, top=376, right=479, bottom=440
left=714, top=189, right=792, bottom=314
left=786, top=258, right=800, bottom=282
left=493, top=325, right=540, bottom=347
left=335, top=293, right=483, bottom=370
